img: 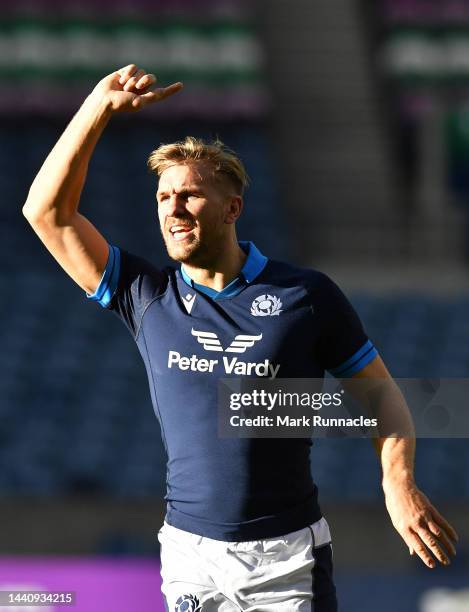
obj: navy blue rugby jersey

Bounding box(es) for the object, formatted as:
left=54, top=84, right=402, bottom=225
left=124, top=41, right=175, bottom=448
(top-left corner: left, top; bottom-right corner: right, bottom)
left=87, top=241, right=378, bottom=541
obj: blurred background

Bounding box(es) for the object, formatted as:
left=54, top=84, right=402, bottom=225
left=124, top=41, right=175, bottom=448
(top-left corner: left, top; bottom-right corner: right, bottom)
left=1, top=0, right=468, bottom=610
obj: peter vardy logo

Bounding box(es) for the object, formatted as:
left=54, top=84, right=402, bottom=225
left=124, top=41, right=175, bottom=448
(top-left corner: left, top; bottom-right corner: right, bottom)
left=167, top=328, right=280, bottom=378
left=251, top=294, right=282, bottom=316
left=191, top=329, right=262, bottom=353
left=175, top=594, right=202, bottom=612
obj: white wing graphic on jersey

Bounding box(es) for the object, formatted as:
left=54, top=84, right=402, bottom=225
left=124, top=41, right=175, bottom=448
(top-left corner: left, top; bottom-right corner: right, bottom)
left=225, top=333, right=263, bottom=353
left=191, top=328, right=223, bottom=352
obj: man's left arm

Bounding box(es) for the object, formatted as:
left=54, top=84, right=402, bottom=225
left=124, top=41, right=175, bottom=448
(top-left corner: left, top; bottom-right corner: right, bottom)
left=342, top=355, right=458, bottom=568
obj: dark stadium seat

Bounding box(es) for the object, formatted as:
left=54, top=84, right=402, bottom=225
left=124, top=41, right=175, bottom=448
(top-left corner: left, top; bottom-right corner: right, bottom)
left=3, top=278, right=469, bottom=499
left=2, top=119, right=469, bottom=500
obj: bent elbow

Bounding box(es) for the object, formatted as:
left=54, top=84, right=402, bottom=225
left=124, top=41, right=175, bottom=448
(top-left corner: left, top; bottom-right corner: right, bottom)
left=22, top=200, right=38, bottom=224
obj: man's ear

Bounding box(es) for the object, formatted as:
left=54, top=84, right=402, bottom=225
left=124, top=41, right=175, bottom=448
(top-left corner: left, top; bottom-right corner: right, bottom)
left=224, top=195, right=243, bottom=224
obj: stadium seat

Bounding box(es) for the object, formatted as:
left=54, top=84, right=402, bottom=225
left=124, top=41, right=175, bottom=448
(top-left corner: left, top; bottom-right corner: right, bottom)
left=2, top=119, right=469, bottom=500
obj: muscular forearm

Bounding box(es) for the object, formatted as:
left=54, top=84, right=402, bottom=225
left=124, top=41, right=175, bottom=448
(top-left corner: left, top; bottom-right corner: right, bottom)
left=346, top=356, right=457, bottom=567
left=20, top=65, right=181, bottom=295
left=374, top=435, right=416, bottom=491
left=23, top=93, right=112, bottom=225
left=369, top=380, right=416, bottom=489
left=348, top=369, right=416, bottom=487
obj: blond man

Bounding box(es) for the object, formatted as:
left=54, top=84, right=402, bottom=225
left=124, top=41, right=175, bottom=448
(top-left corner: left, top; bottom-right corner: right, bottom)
left=23, top=65, right=458, bottom=612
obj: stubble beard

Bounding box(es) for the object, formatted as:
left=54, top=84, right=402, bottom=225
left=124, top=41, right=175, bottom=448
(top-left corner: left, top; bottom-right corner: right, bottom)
left=161, top=226, right=207, bottom=266
left=162, top=224, right=225, bottom=268
left=165, top=235, right=201, bottom=264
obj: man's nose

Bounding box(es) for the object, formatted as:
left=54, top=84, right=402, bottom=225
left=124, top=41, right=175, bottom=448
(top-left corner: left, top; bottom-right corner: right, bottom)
left=166, top=193, right=186, bottom=216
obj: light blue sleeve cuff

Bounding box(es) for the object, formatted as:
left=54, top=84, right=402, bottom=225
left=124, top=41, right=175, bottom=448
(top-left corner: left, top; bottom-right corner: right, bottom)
left=328, top=340, right=378, bottom=378
left=86, top=244, right=121, bottom=308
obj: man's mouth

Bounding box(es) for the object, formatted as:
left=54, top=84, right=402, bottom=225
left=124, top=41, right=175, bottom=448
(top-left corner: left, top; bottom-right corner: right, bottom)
left=168, top=225, right=194, bottom=242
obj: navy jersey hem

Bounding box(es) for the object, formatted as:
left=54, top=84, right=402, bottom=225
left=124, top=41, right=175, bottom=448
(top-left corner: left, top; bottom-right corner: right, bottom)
left=165, top=496, right=322, bottom=542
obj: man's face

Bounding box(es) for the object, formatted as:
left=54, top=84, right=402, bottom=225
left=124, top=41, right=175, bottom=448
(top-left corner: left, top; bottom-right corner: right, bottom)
left=157, top=162, right=238, bottom=266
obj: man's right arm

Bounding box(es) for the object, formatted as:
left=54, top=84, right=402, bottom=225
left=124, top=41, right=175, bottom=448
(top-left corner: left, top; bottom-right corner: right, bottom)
left=22, top=64, right=183, bottom=295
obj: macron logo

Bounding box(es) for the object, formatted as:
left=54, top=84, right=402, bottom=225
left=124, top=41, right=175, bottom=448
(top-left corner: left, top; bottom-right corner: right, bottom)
left=182, top=293, right=196, bottom=314
left=191, top=329, right=263, bottom=354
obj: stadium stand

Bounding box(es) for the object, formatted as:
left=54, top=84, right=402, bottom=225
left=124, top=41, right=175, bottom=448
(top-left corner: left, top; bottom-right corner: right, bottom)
left=0, top=5, right=467, bottom=610
left=2, top=280, right=468, bottom=500
left=2, top=118, right=467, bottom=501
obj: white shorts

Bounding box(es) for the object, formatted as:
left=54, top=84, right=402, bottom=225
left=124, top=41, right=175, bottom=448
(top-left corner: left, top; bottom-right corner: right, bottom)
left=158, top=518, right=337, bottom=611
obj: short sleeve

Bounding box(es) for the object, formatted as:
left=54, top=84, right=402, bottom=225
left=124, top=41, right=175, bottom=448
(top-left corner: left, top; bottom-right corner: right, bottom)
left=312, top=273, right=378, bottom=377
left=86, top=244, right=169, bottom=337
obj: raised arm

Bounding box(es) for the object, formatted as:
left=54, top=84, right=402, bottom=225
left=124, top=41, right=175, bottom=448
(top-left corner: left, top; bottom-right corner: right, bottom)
left=22, top=64, right=183, bottom=294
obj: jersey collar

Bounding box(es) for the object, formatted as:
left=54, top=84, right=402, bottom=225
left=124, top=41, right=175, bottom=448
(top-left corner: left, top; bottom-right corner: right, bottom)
left=180, top=241, right=268, bottom=299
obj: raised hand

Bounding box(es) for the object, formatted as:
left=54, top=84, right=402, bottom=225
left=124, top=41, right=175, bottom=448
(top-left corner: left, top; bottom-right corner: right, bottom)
left=91, top=64, right=183, bottom=113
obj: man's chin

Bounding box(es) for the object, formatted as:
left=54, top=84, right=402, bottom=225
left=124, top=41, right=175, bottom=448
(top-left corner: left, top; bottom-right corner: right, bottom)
left=164, top=241, right=200, bottom=264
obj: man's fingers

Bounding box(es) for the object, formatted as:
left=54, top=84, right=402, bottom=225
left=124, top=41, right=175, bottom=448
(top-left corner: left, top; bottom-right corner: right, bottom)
left=431, top=507, right=459, bottom=543
left=156, top=82, right=184, bottom=100
left=133, top=82, right=184, bottom=108
left=118, top=64, right=138, bottom=85
left=406, top=531, right=437, bottom=568
left=416, top=527, right=451, bottom=566
left=428, top=520, right=457, bottom=557
left=135, top=73, right=157, bottom=90
left=123, top=69, right=146, bottom=91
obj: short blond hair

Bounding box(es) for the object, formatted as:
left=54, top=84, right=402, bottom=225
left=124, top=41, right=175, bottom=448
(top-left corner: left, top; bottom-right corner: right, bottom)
left=147, top=136, right=249, bottom=195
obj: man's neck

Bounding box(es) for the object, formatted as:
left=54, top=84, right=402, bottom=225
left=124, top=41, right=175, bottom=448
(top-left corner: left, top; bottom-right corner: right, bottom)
left=182, top=239, right=247, bottom=292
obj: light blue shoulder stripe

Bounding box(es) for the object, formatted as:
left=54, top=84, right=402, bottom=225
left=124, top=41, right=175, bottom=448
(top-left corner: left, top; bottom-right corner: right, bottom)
left=329, top=340, right=378, bottom=377
left=86, top=244, right=121, bottom=308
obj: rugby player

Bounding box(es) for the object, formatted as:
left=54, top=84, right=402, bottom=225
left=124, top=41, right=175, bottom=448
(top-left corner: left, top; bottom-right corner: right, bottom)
left=23, top=65, right=458, bottom=611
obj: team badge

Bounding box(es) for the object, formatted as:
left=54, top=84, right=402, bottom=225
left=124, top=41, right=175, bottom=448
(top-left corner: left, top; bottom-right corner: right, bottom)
left=250, top=294, right=283, bottom=317
left=175, top=593, right=202, bottom=612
